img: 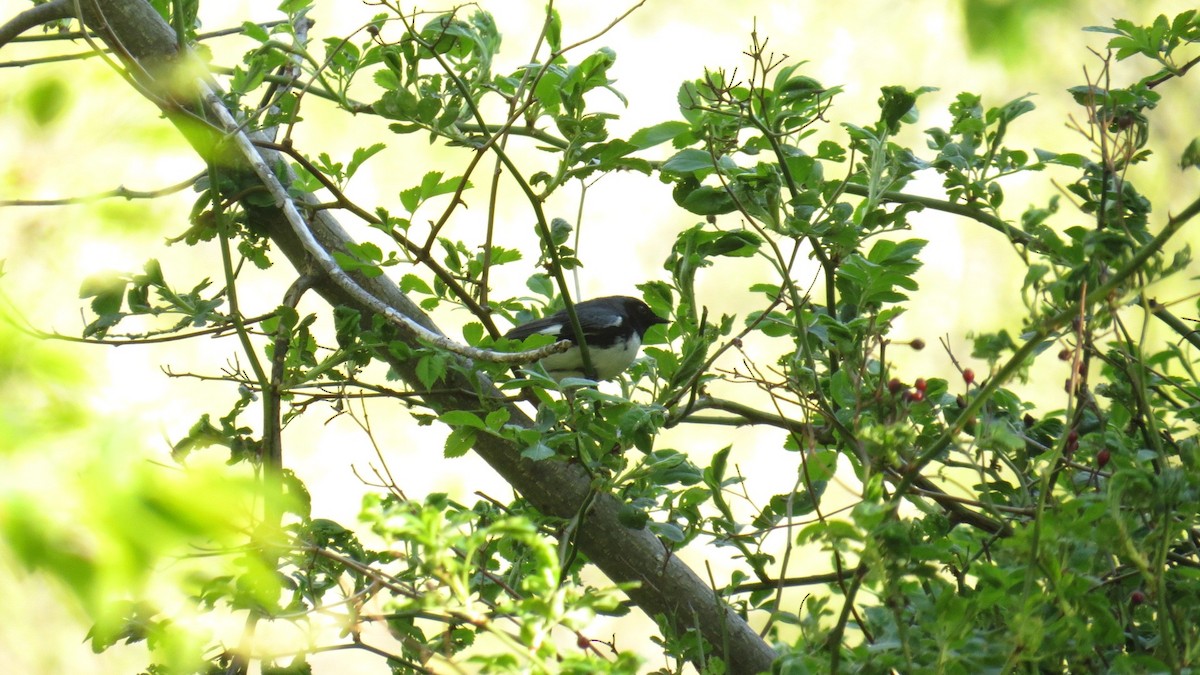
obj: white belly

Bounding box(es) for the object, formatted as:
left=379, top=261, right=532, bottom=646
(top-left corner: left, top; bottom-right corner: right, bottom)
left=540, top=336, right=640, bottom=381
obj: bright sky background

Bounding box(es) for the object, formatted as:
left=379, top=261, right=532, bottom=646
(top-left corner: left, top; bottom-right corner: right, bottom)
left=1, top=0, right=1198, bottom=672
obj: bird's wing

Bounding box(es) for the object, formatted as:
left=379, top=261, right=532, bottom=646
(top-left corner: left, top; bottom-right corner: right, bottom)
left=505, top=303, right=625, bottom=343
left=505, top=312, right=570, bottom=341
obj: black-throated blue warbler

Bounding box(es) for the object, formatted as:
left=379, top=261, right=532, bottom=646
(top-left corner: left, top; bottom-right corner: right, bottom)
left=505, top=296, right=668, bottom=381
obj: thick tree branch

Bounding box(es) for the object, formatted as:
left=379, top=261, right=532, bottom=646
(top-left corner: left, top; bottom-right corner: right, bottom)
left=68, top=1, right=777, bottom=672
left=0, top=0, right=72, bottom=48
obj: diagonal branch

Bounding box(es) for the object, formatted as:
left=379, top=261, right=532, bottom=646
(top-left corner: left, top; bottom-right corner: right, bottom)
left=68, top=1, right=778, bottom=672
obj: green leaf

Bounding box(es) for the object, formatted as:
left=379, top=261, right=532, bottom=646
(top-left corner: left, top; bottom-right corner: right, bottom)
left=400, top=273, right=433, bottom=295
left=644, top=450, right=702, bottom=485
left=462, top=322, right=484, bottom=346
left=878, top=85, right=918, bottom=133
left=1034, top=148, right=1086, bottom=168
left=265, top=305, right=300, bottom=334
left=278, top=0, right=312, bottom=13
left=521, top=442, right=554, bottom=461
left=662, top=148, right=717, bottom=175
left=356, top=241, right=383, bottom=262
left=678, top=185, right=737, bottom=215
left=331, top=251, right=382, bottom=278
left=399, top=172, right=437, bottom=212
left=705, top=446, right=731, bottom=487
left=346, top=143, right=386, bottom=180
left=416, top=354, right=446, bottom=389
left=1182, top=137, right=1200, bottom=170
left=544, top=7, right=562, bottom=52
left=698, top=230, right=761, bottom=257
left=526, top=273, right=554, bottom=298
left=677, top=80, right=707, bottom=124
left=817, top=140, right=846, bottom=161
left=649, top=521, right=685, bottom=543
left=533, top=67, right=566, bottom=115
left=484, top=408, right=510, bottom=430
left=629, top=121, right=690, bottom=149
left=80, top=271, right=127, bottom=317
left=444, top=427, right=476, bottom=458
left=240, top=21, right=269, bottom=43
left=439, top=410, right=484, bottom=429
left=830, top=370, right=855, bottom=408
left=140, top=259, right=165, bottom=287
left=80, top=270, right=126, bottom=300
left=399, top=172, right=470, bottom=213
left=617, top=504, right=649, bottom=529
left=995, top=94, right=1035, bottom=123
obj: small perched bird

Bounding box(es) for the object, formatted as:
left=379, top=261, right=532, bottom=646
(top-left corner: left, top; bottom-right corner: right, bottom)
left=505, top=296, right=668, bottom=381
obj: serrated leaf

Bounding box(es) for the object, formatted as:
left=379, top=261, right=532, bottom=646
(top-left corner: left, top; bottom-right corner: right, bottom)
left=347, top=143, right=386, bottom=180
left=400, top=273, right=433, bottom=295
left=399, top=171, right=470, bottom=213
left=444, top=427, right=476, bottom=458
left=356, top=241, right=383, bottom=261
left=416, top=354, right=446, bottom=389
left=526, top=273, right=554, bottom=298
left=440, top=410, right=485, bottom=429
left=462, top=322, right=483, bottom=346
left=484, top=408, right=510, bottom=430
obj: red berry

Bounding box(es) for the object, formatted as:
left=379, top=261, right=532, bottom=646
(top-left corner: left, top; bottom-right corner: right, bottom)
left=910, top=338, right=926, bottom=351
left=1058, top=348, right=1071, bottom=361
left=887, top=378, right=903, bottom=394
left=909, top=390, right=925, bottom=403
left=962, top=368, right=975, bottom=385
left=914, top=378, right=927, bottom=392
left=577, top=634, right=591, bottom=650
left=1066, top=430, right=1079, bottom=454
left=1130, top=590, right=1147, bottom=606
left=1097, top=449, right=1111, bottom=468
